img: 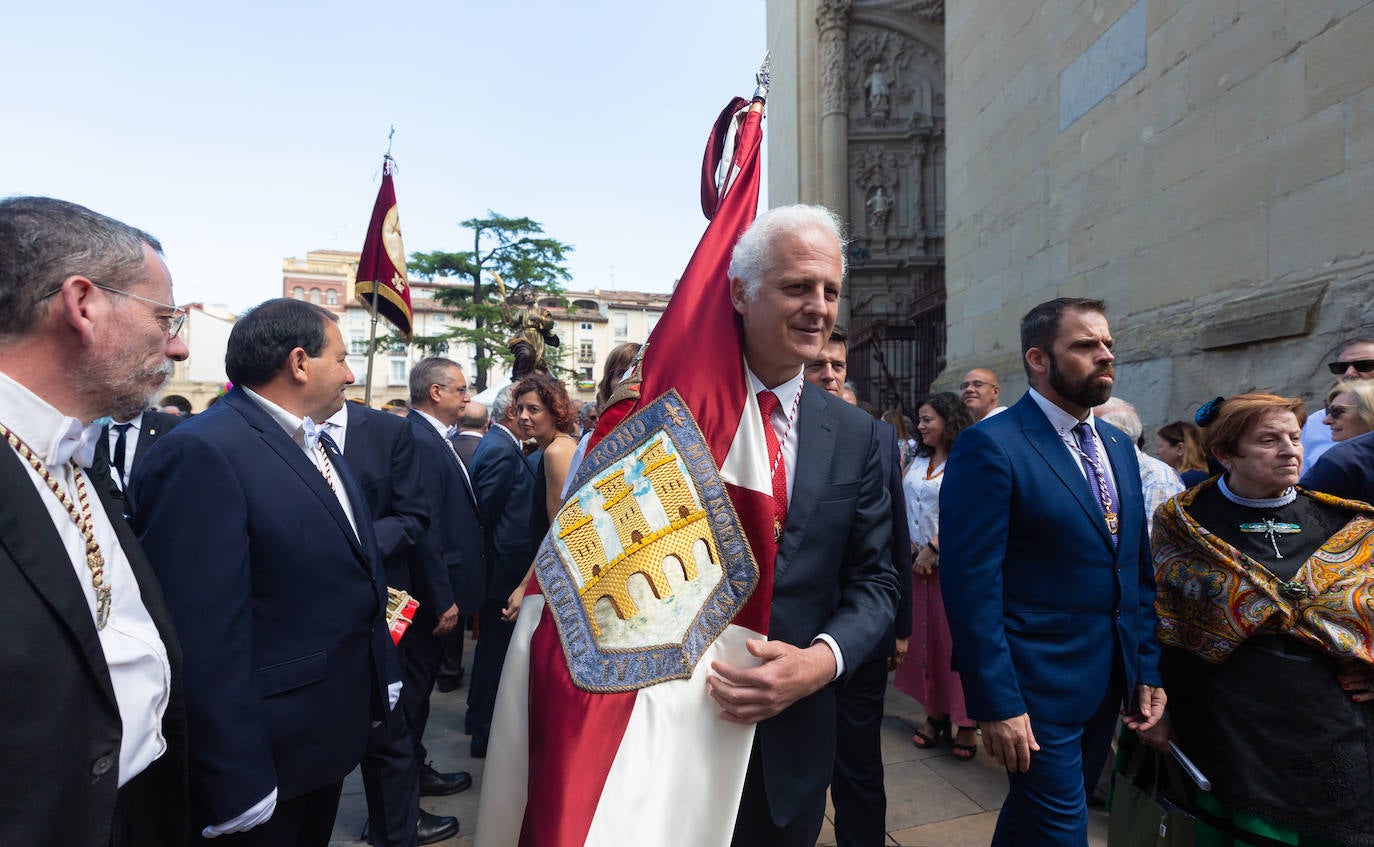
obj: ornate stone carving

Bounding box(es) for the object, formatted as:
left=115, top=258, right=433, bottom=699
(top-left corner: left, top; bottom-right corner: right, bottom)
left=848, top=30, right=924, bottom=124
left=854, top=147, right=901, bottom=236
left=894, top=0, right=944, bottom=22
left=817, top=0, right=852, bottom=116
left=815, top=0, right=852, bottom=30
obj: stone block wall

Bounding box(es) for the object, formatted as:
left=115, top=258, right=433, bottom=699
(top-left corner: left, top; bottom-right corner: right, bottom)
left=944, top=0, right=1374, bottom=426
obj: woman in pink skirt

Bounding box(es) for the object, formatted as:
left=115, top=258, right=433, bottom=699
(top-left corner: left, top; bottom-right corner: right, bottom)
left=893, top=392, right=978, bottom=760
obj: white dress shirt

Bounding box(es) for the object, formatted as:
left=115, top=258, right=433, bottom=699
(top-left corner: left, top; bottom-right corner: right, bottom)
left=321, top=402, right=350, bottom=453
left=1027, top=388, right=1118, bottom=487
left=105, top=411, right=144, bottom=490
left=0, top=371, right=171, bottom=788
left=744, top=364, right=844, bottom=678
left=413, top=408, right=474, bottom=489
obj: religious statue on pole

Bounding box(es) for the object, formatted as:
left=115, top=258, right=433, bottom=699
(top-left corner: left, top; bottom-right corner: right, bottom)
left=494, top=272, right=560, bottom=378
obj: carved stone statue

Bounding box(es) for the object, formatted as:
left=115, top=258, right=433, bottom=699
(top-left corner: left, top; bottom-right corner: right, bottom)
left=502, top=285, right=560, bottom=378
left=865, top=61, right=892, bottom=115
left=866, top=185, right=892, bottom=233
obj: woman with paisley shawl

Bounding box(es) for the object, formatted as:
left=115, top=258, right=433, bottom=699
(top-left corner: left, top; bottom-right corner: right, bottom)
left=1141, top=393, right=1374, bottom=846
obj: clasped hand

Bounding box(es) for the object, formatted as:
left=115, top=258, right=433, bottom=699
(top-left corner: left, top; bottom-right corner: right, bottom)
left=706, top=640, right=836, bottom=724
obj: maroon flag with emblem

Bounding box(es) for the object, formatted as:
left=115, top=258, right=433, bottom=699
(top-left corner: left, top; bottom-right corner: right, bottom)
left=355, top=158, right=413, bottom=336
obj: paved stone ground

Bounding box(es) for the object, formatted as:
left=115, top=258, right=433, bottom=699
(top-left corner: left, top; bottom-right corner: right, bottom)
left=329, top=661, right=1107, bottom=847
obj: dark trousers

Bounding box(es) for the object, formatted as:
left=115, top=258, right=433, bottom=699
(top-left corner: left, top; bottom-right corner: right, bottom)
left=199, top=780, right=343, bottom=847
left=466, top=598, right=517, bottom=755
left=435, top=616, right=468, bottom=689
left=831, top=656, right=889, bottom=846
left=731, top=739, right=827, bottom=847
left=991, top=684, right=1121, bottom=847
left=359, top=617, right=444, bottom=846
left=111, top=755, right=185, bottom=847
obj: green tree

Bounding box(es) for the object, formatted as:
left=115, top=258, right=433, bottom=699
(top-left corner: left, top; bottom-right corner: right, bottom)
left=410, top=212, right=573, bottom=391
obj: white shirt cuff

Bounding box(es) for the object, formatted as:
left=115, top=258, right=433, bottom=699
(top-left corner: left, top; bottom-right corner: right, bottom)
left=202, top=788, right=277, bottom=837
left=812, top=633, right=845, bottom=681
left=388, top=679, right=403, bottom=710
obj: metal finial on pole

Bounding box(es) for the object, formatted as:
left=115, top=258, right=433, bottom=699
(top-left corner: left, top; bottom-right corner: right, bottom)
left=753, top=52, right=772, bottom=101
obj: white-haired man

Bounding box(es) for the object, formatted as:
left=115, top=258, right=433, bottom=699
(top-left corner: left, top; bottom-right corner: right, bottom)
left=1096, top=398, right=1183, bottom=535
left=708, top=204, right=898, bottom=846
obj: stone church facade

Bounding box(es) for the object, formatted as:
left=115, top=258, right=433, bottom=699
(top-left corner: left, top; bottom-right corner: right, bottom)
left=767, top=0, right=947, bottom=413
left=770, top=0, right=1374, bottom=426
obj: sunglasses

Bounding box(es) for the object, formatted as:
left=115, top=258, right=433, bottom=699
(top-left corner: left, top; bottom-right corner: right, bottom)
left=1328, top=359, right=1374, bottom=375
left=1326, top=405, right=1355, bottom=420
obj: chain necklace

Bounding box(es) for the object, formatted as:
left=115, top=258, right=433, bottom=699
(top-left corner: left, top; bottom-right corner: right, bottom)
left=315, top=441, right=338, bottom=492
left=1067, top=435, right=1120, bottom=534
left=0, top=421, right=111, bottom=628
left=764, top=385, right=803, bottom=482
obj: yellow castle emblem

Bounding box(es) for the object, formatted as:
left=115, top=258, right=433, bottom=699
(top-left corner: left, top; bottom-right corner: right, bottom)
left=557, top=437, right=719, bottom=637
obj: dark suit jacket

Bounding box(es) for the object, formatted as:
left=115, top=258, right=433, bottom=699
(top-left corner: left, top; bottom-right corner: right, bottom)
left=870, top=419, right=913, bottom=660
left=339, top=404, right=438, bottom=615
left=451, top=429, right=483, bottom=471
left=1302, top=429, right=1374, bottom=503
left=131, top=388, right=392, bottom=828
left=758, top=383, right=899, bottom=826
left=0, top=450, right=188, bottom=846
left=409, top=413, right=488, bottom=615
left=938, top=392, right=1161, bottom=727
left=95, top=410, right=183, bottom=483
left=471, top=424, right=539, bottom=601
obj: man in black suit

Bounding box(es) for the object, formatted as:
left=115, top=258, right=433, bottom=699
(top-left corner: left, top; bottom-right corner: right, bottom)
left=435, top=399, right=488, bottom=694
left=133, top=298, right=395, bottom=845
left=406, top=359, right=487, bottom=761
left=466, top=383, right=539, bottom=758
left=330, top=398, right=461, bottom=846
left=0, top=196, right=189, bottom=845
left=94, top=408, right=182, bottom=518
left=707, top=204, right=899, bottom=845
left=805, top=327, right=912, bottom=847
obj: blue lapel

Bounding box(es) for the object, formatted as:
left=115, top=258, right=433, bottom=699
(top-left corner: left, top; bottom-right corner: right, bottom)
left=1014, top=394, right=1117, bottom=551
left=222, top=389, right=369, bottom=567
left=778, top=384, right=835, bottom=578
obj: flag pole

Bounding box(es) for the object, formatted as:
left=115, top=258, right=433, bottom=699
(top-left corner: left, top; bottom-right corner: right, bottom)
left=363, top=128, right=396, bottom=407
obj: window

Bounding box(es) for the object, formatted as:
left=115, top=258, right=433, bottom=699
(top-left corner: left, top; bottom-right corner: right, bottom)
left=579, top=340, right=595, bottom=363
left=613, top=312, right=627, bottom=338
left=350, top=332, right=367, bottom=355
left=292, top=286, right=305, bottom=300
left=388, top=359, right=408, bottom=385
left=580, top=321, right=593, bottom=332
left=326, top=289, right=339, bottom=306
left=432, top=314, right=446, bottom=325
left=309, top=288, right=321, bottom=305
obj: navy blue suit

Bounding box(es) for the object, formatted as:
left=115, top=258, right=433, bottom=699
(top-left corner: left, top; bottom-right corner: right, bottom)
left=343, top=403, right=433, bottom=847
left=938, top=392, right=1160, bottom=846
left=1302, top=429, right=1374, bottom=504
left=831, top=419, right=912, bottom=846
left=465, top=424, right=538, bottom=755
left=131, top=388, right=393, bottom=835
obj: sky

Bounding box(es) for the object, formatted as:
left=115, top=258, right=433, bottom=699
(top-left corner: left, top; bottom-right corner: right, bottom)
left=4, top=2, right=768, bottom=312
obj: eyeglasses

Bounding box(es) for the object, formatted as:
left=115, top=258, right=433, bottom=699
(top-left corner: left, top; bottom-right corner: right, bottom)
left=1328, top=359, right=1374, bottom=375
left=443, top=383, right=472, bottom=396
left=1326, top=404, right=1354, bottom=420
left=42, top=280, right=186, bottom=338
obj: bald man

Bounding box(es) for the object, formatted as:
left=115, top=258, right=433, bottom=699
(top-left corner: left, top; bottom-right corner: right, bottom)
left=961, top=368, right=1006, bottom=421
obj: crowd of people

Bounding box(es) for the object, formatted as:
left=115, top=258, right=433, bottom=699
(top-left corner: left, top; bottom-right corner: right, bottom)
left=3, top=192, right=1373, bottom=847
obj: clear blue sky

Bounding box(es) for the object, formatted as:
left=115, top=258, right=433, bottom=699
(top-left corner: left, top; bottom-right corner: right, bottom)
left=4, top=2, right=767, bottom=311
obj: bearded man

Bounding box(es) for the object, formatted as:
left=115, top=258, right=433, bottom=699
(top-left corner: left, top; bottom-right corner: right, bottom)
left=938, top=297, right=1165, bottom=846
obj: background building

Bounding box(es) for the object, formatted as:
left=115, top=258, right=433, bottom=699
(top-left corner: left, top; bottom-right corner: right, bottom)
left=282, top=250, right=669, bottom=405
left=768, top=0, right=947, bottom=412
left=160, top=302, right=237, bottom=412
left=941, top=0, right=1374, bottom=424
left=770, top=0, right=1374, bottom=426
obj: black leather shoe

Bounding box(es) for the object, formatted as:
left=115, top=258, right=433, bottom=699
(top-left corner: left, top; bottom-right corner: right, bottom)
left=416, top=809, right=460, bottom=845
left=420, top=762, right=473, bottom=796
left=435, top=673, right=464, bottom=693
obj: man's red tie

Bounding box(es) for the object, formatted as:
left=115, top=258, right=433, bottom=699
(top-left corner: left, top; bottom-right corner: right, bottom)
left=757, top=390, right=789, bottom=545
